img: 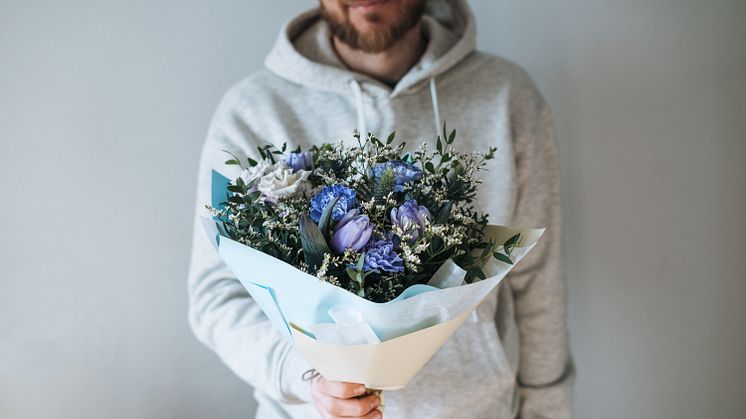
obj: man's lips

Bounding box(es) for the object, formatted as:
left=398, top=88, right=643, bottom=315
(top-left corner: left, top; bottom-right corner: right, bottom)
left=346, top=0, right=389, bottom=10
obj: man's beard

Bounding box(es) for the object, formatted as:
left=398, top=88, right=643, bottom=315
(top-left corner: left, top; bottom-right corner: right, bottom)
left=320, top=0, right=427, bottom=54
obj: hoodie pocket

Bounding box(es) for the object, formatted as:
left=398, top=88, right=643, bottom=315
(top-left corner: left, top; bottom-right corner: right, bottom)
left=472, top=289, right=518, bottom=419
left=474, top=290, right=515, bottom=381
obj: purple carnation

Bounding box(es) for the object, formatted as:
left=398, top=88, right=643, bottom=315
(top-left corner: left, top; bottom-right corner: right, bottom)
left=372, top=161, right=422, bottom=192
left=310, top=184, right=356, bottom=223
left=363, top=239, right=404, bottom=273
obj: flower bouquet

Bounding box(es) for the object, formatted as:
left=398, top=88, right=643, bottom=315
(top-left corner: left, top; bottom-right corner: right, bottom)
left=201, top=127, right=544, bottom=390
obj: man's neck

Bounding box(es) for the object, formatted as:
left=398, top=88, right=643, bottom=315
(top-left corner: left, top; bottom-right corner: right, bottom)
left=332, top=23, right=427, bottom=87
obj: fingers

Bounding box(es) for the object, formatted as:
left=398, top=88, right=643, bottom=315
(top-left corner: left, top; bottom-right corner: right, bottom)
left=315, top=399, right=381, bottom=419
left=313, top=390, right=380, bottom=417
left=312, top=376, right=382, bottom=418
left=314, top=376, right=367, bottom=399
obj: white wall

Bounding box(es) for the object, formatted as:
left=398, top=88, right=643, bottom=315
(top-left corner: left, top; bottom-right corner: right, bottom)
left=1, top=1, right=744, bottom=418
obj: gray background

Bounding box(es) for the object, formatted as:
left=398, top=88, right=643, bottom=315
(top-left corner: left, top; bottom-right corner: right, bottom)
left=1, top=0, right=744, bottom=418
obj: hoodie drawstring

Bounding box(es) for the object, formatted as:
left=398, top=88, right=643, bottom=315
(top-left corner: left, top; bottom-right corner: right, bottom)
left=349, top=76, right=442, bottom=140
left=349, top=79, right=367, bottom=139
left=429, top=76, right=442, bottom=137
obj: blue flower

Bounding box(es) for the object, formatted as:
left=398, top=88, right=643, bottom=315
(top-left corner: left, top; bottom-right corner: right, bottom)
left=391, top=200, right=432, bottom=241
left=309, top=184, right=356, bottom=223
left=286, top=151, right=313, bottom=173
left=363, top=239, right=404, bottom=273
left=331, top=209, right=373, bottom=254
left=372, top=161, right=422, bottom=192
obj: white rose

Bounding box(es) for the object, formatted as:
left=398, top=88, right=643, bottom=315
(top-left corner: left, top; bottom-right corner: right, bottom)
left=240, top=160, right=271, bottom=185
left=256, top=162, right=311, bottom=202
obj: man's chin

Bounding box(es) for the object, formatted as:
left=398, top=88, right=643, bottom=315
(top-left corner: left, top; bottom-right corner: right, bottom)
left=321, top=0, right=426, bottom=53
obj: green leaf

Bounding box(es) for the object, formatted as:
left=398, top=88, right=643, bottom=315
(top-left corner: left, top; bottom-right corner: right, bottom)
left=247, top=157, right=258, bottom=167
left=448, top=129, right=456, bottom=144
left=346, top=268, right=360, bottom=282
left=469, top=268, right=486, bottom=280
left=318, top=196, right=341, bottom=242
left=504, top=233, right=521, bottom=247
left=356, top=253, right=366, bottom=272
left=480, top=240, right=494, bottom=258
left=299, top=214, right=330, bottom=271
left=436, top=136, right=443, bottom=153
left=386, top=131, right=396, bottom=144
left=435, top=201, right=452, bottom=224
left=222, top=150, right=245, bottom=169
left=503, top=233, right=522, bottom=256
left=494, top=252, right=514, bottom=265
left=425, top=161, right=435, bottom=173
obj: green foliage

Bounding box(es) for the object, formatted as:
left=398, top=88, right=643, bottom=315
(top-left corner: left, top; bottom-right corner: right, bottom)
left=493, top=234, right=521, bottom=265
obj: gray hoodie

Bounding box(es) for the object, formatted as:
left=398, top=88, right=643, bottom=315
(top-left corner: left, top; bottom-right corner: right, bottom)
left=187, top=1, right=574, bottom=418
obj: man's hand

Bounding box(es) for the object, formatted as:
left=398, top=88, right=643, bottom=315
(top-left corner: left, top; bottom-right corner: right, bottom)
left=311, top=375, right=382, bottom=419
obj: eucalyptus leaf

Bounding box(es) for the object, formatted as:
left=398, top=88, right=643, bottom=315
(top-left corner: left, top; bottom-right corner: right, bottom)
left=503, top=233, right=522, bottom=256
left=222, top=150, right=245, bottom=169
left=470, top=268, right=486, bottom=280
left=481, top=240, right=494, bottom=258
left=494, top=252, right=514, bottom=265
left=504, top=233, right=521, bottom=247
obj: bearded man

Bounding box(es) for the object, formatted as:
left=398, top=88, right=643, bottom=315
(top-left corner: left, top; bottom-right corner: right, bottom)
left=188, top=1, right=574, bottom=418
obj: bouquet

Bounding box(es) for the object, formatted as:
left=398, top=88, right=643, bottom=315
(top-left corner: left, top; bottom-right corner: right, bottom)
left=202, top=127, right=544, bottom=390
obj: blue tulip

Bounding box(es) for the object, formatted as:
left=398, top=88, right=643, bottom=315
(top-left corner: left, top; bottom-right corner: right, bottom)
left=390, top=200, right=432, bottom=241
left=331, top=209, right=373, bottom=253
left=286, top=151, right=313, bottom=173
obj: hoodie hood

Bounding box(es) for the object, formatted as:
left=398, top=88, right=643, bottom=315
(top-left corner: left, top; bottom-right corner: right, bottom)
left=264, top=0, right=476, bottom=99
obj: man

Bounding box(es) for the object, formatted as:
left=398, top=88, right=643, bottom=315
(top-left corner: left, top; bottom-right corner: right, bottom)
left=187, top=0, right=574, bottom=418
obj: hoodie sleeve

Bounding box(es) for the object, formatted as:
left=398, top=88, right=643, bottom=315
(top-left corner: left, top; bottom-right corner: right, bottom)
left=508, top=86, right=575, bottom=418
left=186, top=90, right=314, bottom=405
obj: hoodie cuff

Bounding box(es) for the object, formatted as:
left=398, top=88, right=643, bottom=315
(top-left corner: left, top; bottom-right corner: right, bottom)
left=279, top=347, right=314, bottom=404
